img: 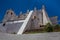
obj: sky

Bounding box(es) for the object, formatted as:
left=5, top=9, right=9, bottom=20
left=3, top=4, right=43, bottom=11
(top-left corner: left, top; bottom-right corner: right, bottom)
left=0, top=0, right=60, bottom=22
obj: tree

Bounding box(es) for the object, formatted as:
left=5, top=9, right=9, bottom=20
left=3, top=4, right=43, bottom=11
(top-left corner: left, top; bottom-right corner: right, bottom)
left=44, top=23, right=53, bottom=32
left=54, top=24, right=60, bottom=31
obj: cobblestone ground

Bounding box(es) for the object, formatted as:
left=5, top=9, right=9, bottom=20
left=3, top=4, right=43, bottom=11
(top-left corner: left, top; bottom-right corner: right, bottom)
left=0, top=32, right=60, bottom=40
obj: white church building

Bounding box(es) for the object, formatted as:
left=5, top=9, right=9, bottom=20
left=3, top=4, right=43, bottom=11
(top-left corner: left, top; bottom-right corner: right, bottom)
left=0, top=5, right=52, bottom=34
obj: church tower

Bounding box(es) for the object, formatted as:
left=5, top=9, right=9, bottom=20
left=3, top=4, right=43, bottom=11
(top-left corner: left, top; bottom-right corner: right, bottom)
left=41, top=5, right=52, bottom=25
left=3, top=9, right=17, bottom=23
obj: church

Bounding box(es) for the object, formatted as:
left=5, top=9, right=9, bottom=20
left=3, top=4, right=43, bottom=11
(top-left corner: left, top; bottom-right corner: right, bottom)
left=0, top=5, right=58, bottom=34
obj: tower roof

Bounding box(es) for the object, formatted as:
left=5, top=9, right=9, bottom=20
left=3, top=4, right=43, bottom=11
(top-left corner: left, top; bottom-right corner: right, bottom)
left=34, top=7, right=37, bottom=11
left=27, top=10, right=29, bottom=13
left=42, top=5, right=45, bottom=10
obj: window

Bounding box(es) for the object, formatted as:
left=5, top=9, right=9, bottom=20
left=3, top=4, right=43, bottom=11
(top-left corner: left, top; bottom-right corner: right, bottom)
left=40, top=25, right=42, bottom=27
left=40, top=25, right=44, bottom=27
left=11, top=12, right=13, bottom=15
left=7, top=11, right=9, bottom=14
left=33, top=16, right=36, bottom=19
left=3, top=23, right=6, bottom=26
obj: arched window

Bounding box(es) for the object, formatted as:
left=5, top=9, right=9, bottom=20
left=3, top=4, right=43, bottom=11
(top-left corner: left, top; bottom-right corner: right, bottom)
left=7, top=11, right=9, bottom=14
left=11, top=12, right=13, bottom=15
left=33, top=16, right=36, bottom=19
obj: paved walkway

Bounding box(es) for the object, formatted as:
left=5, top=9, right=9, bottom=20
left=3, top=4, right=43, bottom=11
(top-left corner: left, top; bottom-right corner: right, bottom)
left=0, top=32, right=60, bottom=40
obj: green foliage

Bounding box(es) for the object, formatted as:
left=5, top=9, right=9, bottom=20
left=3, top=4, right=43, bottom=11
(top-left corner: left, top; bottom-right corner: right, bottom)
left=53, top=24, right=60, bottom=31
left=54, top=24, right=60, bottom=29
left=44, top=23, right=53, bottom=32
left=24, top=23, right=60, bottom=34
left=44, top=23, right=60, bottom=32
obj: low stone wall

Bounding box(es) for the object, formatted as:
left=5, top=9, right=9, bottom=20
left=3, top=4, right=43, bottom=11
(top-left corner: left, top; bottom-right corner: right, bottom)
left=0, top=32, right=60, bottom=40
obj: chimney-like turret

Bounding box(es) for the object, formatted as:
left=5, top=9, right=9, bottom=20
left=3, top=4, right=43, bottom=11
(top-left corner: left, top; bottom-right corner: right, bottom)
left=3, top=9, right=17, bottom=22
left=34, top=7, right=37, bottom=11
left=27, top=10, right=29, bottom=14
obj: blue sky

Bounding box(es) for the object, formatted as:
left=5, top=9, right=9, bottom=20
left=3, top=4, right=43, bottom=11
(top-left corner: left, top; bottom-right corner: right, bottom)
left=0, top=0, right=60, bottom=22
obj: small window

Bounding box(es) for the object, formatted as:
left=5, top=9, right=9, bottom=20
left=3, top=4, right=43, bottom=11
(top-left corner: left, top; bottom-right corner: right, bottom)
left=34, top=16, right=36, bottom=19
left=7, top=12, right=8, bottom=14
left=11, top=12, right=13, bottom=15
left=40, top=25, right=44, bottom=27
left=3, top=23, right=6, bottom=26
left=33, top=16, right=36, bottom=19
left=7, top=12, right=9, bottom=14
left=40, top=25, right=42, bottom=27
